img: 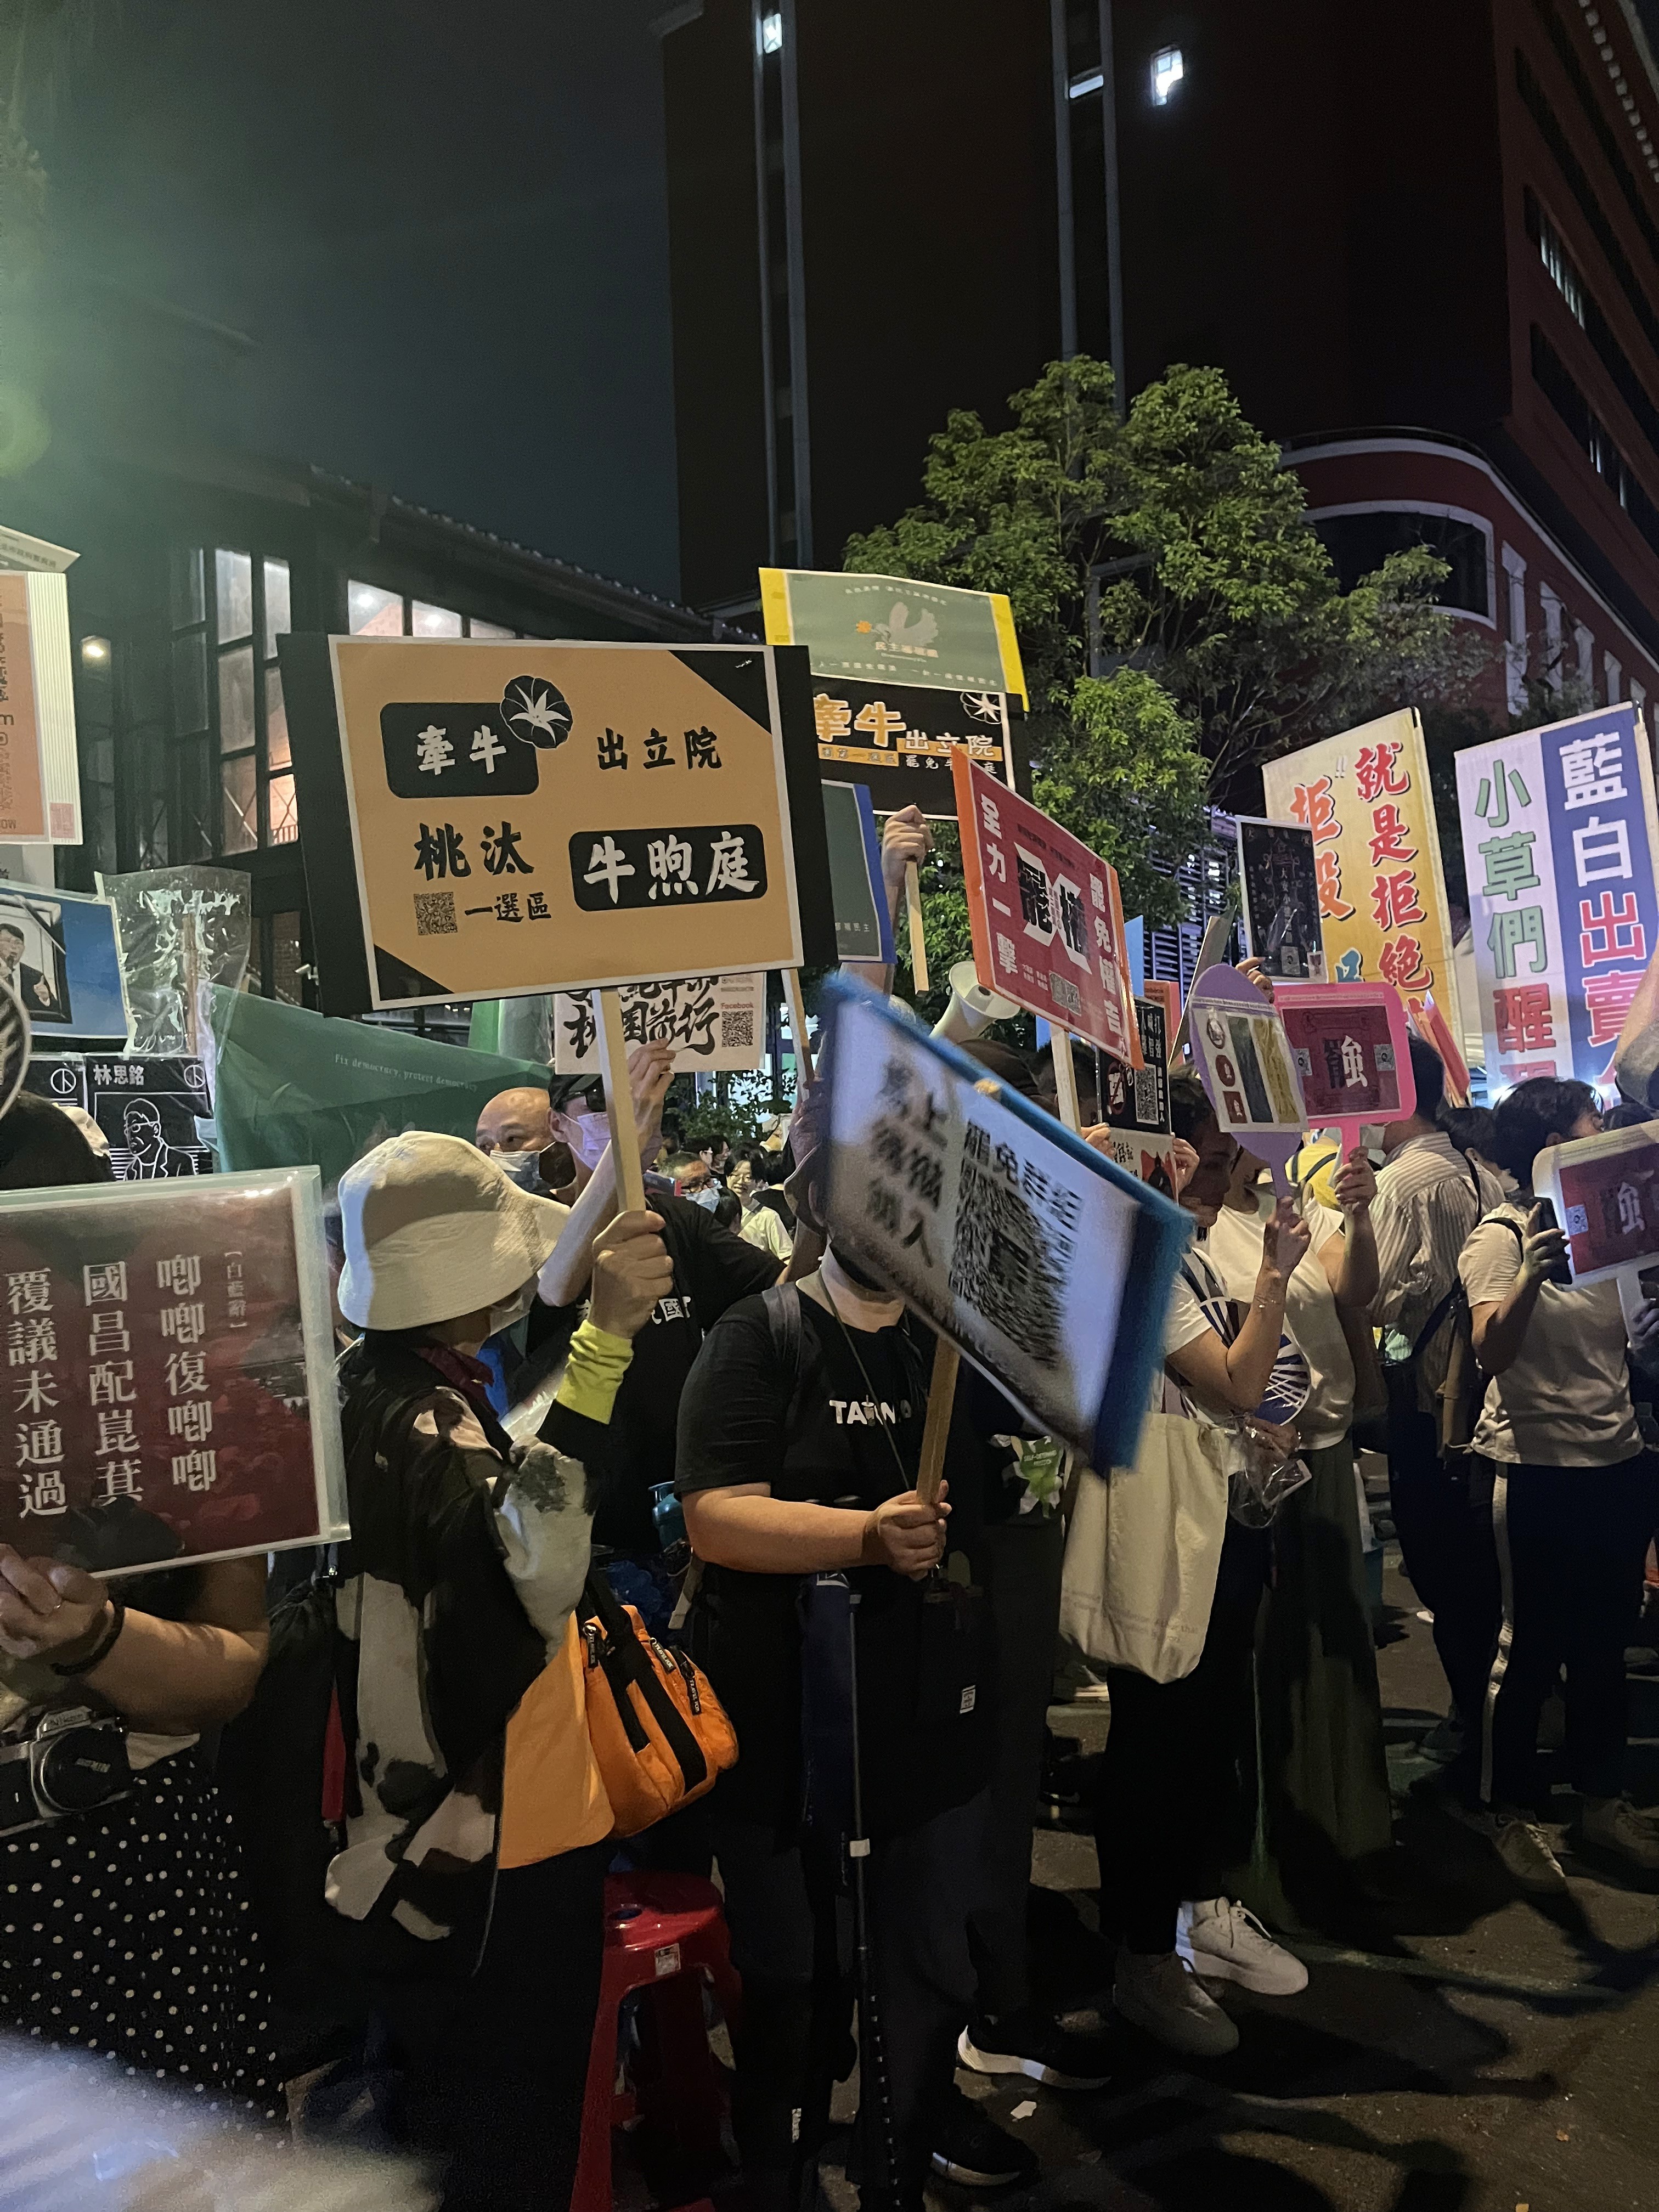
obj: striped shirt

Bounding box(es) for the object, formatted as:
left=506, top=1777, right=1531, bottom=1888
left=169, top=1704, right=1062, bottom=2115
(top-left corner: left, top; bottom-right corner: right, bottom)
left=1371, top=1132, right=1504, bottom=1404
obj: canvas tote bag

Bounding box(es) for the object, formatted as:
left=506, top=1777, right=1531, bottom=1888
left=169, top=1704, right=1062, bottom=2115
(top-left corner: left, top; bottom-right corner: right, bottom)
left=1059, top=1412, right=1230, bottom=1685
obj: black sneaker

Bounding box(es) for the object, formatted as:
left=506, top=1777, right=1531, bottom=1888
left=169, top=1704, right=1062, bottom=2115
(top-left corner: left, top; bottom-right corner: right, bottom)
left=929, top=2083, right=1039, bottom=2189
left=958, top=2008, right=1111, bottom=2091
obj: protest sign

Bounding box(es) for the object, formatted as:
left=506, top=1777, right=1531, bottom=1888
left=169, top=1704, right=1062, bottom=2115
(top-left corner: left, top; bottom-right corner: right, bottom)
left=1412, top=994, right=1470, bottom=1107
left=823, top=778, right=896, bottom=964
left=279, top=636, right=836, bottom=1015
left=1534, top=1121, right=1659, bottom=1287
left=0, top=974, right=28, bottom=1120
left=1236, top=816, right=1326, bottom=981
left=1092, top=996, right=1175, bottom=1192
left=0, top=1166, right=348, bottom=1575
left=1262, top=708, right=1459, bottom=1028
left=804, top=675, right=1025, bottom=825
left=1454, top=702, right=1659, bottom=1094
left=0, top=883, right=128, bottom=1046
left=819, top=976, right=1189, bottom=1469
left=0, top=525, right=82, bottom=844
left=953, top=753, right=1141, bottom=1066
left=1143, top=975, right=1182, bottom=1045
left=1186, top=963, right=1307, bottom=1192
left=551, top=972, right=765, bottom=1075
left=759, top=567, right=1027, bottom=700
left=1276, top=980, right=1415, bottom=1151
left=24, top=1055, right=215, bottom=1176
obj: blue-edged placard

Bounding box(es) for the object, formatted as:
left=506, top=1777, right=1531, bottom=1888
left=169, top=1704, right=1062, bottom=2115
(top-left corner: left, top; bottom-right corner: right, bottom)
left=819, top=974, right=1190, bottom=1471
left=823, top=778, right=896, bottom=966
left=0, top=881, right=129, bottom=1046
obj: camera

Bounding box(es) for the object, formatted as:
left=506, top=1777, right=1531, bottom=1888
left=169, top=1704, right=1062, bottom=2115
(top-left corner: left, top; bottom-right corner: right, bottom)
left=0, top=1707, right=131, bottom=1838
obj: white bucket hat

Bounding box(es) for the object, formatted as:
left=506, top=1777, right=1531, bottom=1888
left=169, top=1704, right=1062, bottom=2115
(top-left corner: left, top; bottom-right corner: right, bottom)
left=337, top=1130, right=569, bottom=1331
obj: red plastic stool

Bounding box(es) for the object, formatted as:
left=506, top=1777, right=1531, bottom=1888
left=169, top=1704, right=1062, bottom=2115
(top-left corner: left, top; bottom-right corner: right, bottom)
left=571, top=1871, right=743, bottom=2212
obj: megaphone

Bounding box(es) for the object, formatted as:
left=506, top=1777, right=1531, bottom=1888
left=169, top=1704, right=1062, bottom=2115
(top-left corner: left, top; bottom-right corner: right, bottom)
left=933, top=959, right=1020, bottom=1046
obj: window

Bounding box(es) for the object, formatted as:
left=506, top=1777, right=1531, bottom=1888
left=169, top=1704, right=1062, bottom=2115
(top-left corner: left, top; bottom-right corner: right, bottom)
left=347, top=582, right=520, bottom=642
left=1531, top=325, right=1659, bottom=565
left=1523, top=188, right=1659, bottom=480
left=1150, top=46, right=1183, bottom=104
left=1533, top=202, right=1585, bottom=325
left=758, top=10, right=782, bottom=55
left=1314, top=509, right=1491, bottom=619
left=1068, top=68, right=1105, bottom=99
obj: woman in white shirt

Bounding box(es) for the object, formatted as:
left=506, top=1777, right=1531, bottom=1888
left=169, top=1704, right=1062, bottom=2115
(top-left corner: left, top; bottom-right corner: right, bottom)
left=1459, top=1076, right=1659, bottom=1890
left=1205, top=1142, right=1393, bottom=1925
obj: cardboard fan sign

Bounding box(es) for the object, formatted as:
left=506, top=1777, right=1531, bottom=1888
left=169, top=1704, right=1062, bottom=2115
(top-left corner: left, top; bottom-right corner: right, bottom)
left=819, top=977, right=1189, bottom=1472
left=0, top=1166, right=348, bottom=1576
left=1533, top=1121, right=1659, bottom=1290
left=1184, top=964, right=1307, bottom=1193
left=277, top=635, right=838, bottom=1016
left=1275, top=981, right=1416, bottom=1152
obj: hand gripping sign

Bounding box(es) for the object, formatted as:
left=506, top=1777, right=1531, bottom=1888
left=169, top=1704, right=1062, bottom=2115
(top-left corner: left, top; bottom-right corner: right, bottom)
left=1185, top=964, right=1307, bottom=1195
left=1533, top=1121, right=1659, bottom=1290
left=1274, top=980, right=1417, bottom=1154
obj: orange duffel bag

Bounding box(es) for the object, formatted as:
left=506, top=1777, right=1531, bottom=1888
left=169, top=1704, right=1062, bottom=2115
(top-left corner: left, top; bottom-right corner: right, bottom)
left=579, top=1570, right=737, bottom=1837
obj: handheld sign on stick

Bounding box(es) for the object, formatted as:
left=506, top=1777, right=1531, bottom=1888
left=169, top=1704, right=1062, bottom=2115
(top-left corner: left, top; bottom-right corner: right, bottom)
left=904, top=861, right=930, bottom=994
left=784, top=969, right=816, bottom=1085
left=1184, top=964, right=1307, bottom=1197
left=1534, top=1121, right=1659, bottom=1292
left=591, top=985, right=646, bottom=1215
left=1274, top=980, right=1416, bottom=1155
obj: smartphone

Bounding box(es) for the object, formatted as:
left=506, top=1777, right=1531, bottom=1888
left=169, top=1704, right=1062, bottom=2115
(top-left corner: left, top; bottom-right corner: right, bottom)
left=1532, top=1195, right=1575, bottom=1286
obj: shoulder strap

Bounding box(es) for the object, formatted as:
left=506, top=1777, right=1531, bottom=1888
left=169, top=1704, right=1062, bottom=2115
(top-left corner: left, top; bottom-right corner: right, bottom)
left=763, top=1280, right=804, bottom=1378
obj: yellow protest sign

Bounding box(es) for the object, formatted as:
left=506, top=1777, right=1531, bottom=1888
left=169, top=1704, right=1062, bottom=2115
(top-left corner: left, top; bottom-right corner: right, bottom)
left=1261, top=708, right=1461, bottom=1030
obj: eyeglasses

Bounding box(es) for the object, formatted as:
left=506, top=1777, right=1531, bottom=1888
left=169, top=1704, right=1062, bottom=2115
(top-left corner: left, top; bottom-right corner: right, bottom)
left=564, top=1079, right=606, bottom=1116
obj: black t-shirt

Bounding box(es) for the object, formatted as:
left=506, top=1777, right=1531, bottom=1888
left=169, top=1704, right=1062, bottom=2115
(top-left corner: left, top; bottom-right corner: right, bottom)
left=675, top=1285, right=998, bottom=1835
left=529, top=1192, right=778, bottom=1553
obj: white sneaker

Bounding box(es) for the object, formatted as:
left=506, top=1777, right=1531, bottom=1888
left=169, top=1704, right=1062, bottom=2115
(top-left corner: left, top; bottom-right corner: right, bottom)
left=1580, top=1796, right=1659, bottom=1874
left=1177, top=1898, right=1309, bottom=1996
left=1112, top=1945, right=1239, bottom=2057
left=1457, top=1805, right=1569, bottom=1895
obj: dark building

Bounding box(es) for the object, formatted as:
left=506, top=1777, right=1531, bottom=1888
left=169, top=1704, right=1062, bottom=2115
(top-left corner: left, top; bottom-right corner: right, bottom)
left=1, top=277, right=714, bottom=1009
left=659, top=0, right=1659, bottom=712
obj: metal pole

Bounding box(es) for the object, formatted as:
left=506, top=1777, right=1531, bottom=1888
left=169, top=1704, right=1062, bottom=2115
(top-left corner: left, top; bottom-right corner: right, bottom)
left=751, top=1, right=781, bottom=565
left=1098, top=0, right=1126, bottom=412
left=1049, top=0, right=1077, bottom=359
left=779, top=0, right=814, bottom=563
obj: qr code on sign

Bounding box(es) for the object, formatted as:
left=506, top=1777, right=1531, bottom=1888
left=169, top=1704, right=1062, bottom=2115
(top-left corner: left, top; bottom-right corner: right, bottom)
left=1132, top=1068, right=1159, bottom=1122
left=1048, top=972, right=1082, bottom=1019
left=721, top=1009, right=755, bottom=1049
left=415, top=891, right=457, bottom=936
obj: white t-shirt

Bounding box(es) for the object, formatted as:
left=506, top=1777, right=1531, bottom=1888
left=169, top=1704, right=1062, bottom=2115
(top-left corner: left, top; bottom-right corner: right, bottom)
left=1204, top=1192, right=1355, bottom=1450
left=1459, top=1202, right=1640, bottom=1466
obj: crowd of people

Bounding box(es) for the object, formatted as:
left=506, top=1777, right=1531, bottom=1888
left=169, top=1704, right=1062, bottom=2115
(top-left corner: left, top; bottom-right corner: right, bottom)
left=1, top=803, right=1657, bottom=2212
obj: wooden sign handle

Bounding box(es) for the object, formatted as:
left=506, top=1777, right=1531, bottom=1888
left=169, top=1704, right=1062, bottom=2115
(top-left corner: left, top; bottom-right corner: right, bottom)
left=783, top=969, right=816, bottom=1085
left=916, top=1337, right=960, bottom=1509
left=591, top=986, right=647, bottom=1216
left=1049, top=1025, right=1084, bottom=1133
left=905, top=860, right=930, bottom=994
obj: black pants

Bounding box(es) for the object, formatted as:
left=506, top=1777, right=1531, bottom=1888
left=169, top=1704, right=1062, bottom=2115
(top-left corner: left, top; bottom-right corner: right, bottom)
left=1388, top=1400, right=1502, bottom=1773
left=1481, top=1453, right=1659, bottom=1808
left=967, top=1513, right=1066, bottom=2018
left=714, top=1792, right=990, bottom=2212
left=371, top=1843, right=607, bottom=2212
left=1091, top=1520, right=1268, bottom=1955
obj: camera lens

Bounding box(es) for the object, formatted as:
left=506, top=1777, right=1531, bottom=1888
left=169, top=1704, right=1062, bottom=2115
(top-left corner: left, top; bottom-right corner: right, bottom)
left=36, top=1725, right=131, bottom=1816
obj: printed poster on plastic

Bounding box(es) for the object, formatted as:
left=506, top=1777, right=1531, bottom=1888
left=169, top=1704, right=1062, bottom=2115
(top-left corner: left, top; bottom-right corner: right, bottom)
left=819, top=977, right=1189, bottom=1470
left=1093, top=997, right=1174, bottom=1192
left=24, top=1056, right=215, bottom=1177
left=1454, top=702, right=1659, bottom=1094
left=1275, top=980, right=1415, bottom=1149
left=0, top=1167, right=347, bottom=1576
left=279, top=635, right=836, bottom=1015
left=0, top=883, right=129, bottom=1046
left=551, top=973, right=766, bottom=1075
left=1236, top=816, right=1326, bottom=981
left=953, top=753, right=1140, bottom=1065
left=1186, top=963, right=1307, bottom=1192
left=1262, top=708, right=1459, bottom=1026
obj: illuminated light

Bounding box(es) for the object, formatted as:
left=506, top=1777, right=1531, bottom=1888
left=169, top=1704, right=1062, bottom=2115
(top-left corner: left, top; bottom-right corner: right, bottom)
left=758, top=10, right=782, bottom=54
left=79, top=635, right=110, bottom=666
left=1151, top=46, right=1184, bottom=105
left=1068, top=67, right=1104, bottom=99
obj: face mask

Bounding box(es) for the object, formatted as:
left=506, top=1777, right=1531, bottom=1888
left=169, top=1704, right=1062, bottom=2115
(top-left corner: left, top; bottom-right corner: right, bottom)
left=689, top=1186, right=720, bottom=1212
left=495, top=1148, right=548, bottom=1193
left=565, top=1113, right=612, bottom=1169
left=487, top=1280, right=537, bottom=1335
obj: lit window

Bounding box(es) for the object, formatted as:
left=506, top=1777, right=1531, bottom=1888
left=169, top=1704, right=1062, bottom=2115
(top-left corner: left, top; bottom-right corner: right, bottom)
left=758, top=10, right=782, bottom=55
left=1536, top=206, right=1586, bottom=328
left=1151, top=46, right=1184, bottom=104
left=469, top=617, right=516, bottom=639
left=348, top=579, right=403, bottom=635
left=410, top=600, right=462, bottom=638
left=1068, top=68, right=1104, bottom=99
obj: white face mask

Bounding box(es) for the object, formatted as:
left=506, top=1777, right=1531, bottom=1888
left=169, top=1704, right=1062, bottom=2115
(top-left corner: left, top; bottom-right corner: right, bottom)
left=564, top=1112, right=612, bottom=1169
left=689, top=1184, right=720, bottom=1212
left=495, top=1148, right=548, bottom=1192
left=487, top=1280, right=537, bottom=1335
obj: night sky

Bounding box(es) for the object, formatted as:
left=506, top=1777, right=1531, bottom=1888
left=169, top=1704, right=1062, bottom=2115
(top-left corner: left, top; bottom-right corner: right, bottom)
left=35, top=0, right=682, bottom=598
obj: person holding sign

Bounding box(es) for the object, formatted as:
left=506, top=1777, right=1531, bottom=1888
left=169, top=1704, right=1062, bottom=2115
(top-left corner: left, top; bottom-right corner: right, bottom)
left=1456, top=1079, right=1659, bottom=1890
left=328, top=1134, right=673, bottom=2212
left=1090, top=1071, right=1314, bottom=2059
left=1205, top=1134, right=1393, bottom=1925
left=0, top=1094, right=281, bottom=2123
left=675, top=1233, right=1059, bottom=2203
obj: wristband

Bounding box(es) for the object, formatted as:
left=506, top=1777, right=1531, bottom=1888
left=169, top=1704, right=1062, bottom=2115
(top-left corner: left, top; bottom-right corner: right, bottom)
left=52, top=1595, right=126, bottom=1678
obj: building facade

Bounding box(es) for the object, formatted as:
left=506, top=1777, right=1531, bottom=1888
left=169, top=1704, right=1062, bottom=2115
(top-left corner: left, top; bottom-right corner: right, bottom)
left=659, top=0, right=1659, bottom=718
left=0, top=290, right=715, bottom=1012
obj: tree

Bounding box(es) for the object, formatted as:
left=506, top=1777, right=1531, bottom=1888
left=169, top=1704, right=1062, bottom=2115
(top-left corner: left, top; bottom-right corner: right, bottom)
left=845, top=356, right=1487, bottom=927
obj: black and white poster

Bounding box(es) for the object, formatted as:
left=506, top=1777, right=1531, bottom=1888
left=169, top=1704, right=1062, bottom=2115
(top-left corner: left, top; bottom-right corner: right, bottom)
left=1236, top=815, right=1326, bottom=983
left=24, top=1056, right=215, bottom=1177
